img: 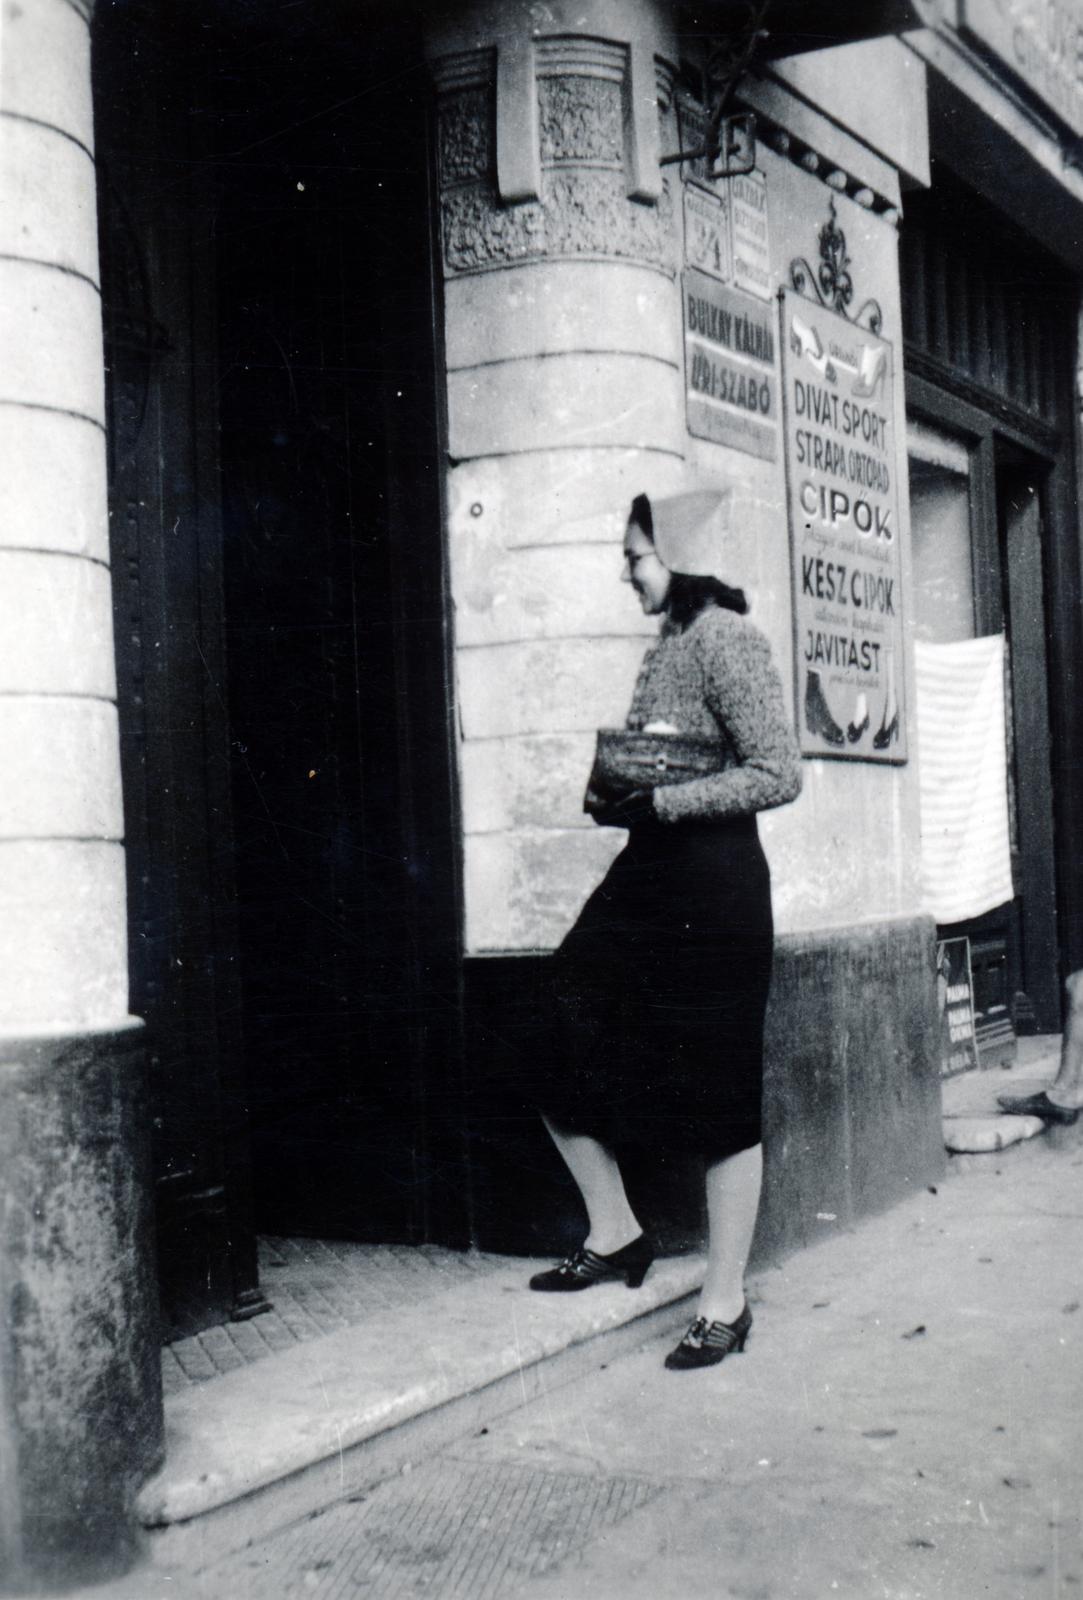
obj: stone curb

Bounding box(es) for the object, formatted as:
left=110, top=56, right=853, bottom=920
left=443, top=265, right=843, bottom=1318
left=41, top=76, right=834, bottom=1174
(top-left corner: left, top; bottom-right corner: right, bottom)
left=137, top=1254, right=706, bottom=1570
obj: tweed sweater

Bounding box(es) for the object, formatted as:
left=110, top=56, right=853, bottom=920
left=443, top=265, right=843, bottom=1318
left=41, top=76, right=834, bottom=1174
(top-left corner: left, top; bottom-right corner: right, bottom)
left=625, top=604, right=803, bottom=823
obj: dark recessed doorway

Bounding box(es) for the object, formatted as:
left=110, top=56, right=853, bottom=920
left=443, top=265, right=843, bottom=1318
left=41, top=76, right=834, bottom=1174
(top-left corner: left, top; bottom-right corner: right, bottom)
left=97, top=2, right=465, bottom=1335
left=211, top=7, right=462, bottom=1245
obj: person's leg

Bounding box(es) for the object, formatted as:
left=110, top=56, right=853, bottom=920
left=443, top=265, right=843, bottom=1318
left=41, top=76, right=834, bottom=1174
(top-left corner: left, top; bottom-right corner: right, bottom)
left=697, top=1142, right=763, bottom=1325
left=542, top=1116, right=643, bottom=1254
left=999, top=968, right=1083, bottom=1119
left=1049, top=969, right=1083, bottom=1106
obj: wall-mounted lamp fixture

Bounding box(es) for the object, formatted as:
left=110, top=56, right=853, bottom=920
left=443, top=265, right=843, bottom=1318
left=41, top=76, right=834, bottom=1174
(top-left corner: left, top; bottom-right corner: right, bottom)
left=661, top=110, right=758, bottom=180
left=659, top=0, right=769, bottom=181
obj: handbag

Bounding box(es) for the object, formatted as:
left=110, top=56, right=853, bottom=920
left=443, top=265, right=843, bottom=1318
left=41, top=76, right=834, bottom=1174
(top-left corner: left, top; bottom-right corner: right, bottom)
left=587, top=727, right=731, bottom=798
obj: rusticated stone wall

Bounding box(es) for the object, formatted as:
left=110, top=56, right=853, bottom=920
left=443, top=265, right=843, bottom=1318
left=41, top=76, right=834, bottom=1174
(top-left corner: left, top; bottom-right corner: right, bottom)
left=0, top=0, right=127, bottom=1028
left=0, top=0, right=161, bottom=1586
left=425, top=1, right=691, bottom=954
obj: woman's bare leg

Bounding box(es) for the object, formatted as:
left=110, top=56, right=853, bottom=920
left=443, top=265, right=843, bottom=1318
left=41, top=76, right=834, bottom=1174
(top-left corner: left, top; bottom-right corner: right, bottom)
left=1048, top=969, right=1083, bottom=1107
left=698, top=1143, right=763, bottom=1325
left=998, top=968, right=1083, bottom=1115
left=542, top=1116, right=643, bottom=1254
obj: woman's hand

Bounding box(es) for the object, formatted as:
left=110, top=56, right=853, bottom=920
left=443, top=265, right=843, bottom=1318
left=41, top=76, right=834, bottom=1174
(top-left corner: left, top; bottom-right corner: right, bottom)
left=586, top=789, right=656, bottom=828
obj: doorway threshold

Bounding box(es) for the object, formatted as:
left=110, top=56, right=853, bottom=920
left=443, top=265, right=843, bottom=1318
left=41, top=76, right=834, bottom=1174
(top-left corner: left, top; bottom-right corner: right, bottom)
left=142, top=1245, right=705, bottom=1572
left=162, top=1240, right=515, bottom=1393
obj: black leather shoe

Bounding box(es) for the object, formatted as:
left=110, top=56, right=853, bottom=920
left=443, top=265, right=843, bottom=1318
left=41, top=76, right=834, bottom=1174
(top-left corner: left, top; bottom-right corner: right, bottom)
left=997, top=1089, right=1080, bottom=1125
left=664, top=1303, right=752, bottom=1370
left=529, top=1235, right=654, bottom=1292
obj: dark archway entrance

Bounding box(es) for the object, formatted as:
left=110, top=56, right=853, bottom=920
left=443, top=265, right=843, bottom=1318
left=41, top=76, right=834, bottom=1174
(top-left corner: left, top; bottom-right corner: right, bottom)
left=96, top=1, right=463, bottom=1335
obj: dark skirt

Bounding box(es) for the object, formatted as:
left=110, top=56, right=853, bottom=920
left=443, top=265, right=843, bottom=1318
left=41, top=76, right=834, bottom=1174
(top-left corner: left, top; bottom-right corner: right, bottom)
left=542, top=815, right=773, bottom=1160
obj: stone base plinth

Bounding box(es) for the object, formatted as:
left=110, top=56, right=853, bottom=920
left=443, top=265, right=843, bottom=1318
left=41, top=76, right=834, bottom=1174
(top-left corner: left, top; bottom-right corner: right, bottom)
left=460, top=913, right=944, bottom=1259
left=0, top=1021, right=162, bottom=1593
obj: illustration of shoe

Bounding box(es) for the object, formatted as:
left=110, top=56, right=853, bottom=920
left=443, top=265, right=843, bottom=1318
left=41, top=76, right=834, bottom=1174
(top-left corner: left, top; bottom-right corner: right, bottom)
left=847, top=692, right=869, bottom=743
left=805, top=671, right=845, bottom=746
left=873, top=703, right=899, bottom=749
left=872, top=647, right=899, bottom=752
left=851, top=344, right=887, bottom=400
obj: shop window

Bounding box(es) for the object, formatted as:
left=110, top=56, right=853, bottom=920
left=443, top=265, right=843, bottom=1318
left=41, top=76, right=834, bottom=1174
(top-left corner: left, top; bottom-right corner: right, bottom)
left=908, top=419, right=974, bottom=644
left=908, top=418, right=1019, bottom=1059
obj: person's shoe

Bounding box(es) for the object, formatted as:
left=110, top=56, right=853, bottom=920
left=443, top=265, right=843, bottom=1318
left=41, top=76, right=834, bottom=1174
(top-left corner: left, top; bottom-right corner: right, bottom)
left=664, top=1303, right=752, bottom=1370
left=529, top=1235, right=654, bottom=1292
left=997, top=1089, right=1080, bottom=1125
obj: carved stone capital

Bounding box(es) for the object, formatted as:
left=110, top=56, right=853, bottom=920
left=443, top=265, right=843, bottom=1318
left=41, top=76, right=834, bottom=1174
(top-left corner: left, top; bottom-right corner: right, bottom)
left=539, top=73, right=623, bottom=167
left=430, top=47, right=493, bottom=96
left=439, top=84, right=495, bottom=189
left=536, top=37, right=626, bottom=82
left=427, top=2, right=677, bottom=210
left=440, top=167, right=676, bottom=278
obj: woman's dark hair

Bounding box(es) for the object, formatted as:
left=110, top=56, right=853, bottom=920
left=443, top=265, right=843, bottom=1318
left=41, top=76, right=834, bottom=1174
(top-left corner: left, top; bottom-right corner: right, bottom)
left=629, top=492, right=654, bottom=540
left=666, top=572, right=749, bottom=626
left=628, top=492, right=748, bottom=625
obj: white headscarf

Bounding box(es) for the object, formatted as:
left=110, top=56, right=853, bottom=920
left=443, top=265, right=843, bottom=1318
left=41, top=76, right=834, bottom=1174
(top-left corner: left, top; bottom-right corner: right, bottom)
left=645, top=490, right=729, bottom=578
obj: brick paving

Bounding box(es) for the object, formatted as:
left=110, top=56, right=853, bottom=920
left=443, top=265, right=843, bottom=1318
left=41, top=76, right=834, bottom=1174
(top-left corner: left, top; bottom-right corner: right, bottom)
left=162, top=1239, right=513, bottom=1394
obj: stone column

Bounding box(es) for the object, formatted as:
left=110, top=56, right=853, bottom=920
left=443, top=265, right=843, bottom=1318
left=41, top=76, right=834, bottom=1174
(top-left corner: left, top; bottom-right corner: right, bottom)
left=0, top=0, right=163, bottom=1588
left=424, top=0, right=687, bottom=956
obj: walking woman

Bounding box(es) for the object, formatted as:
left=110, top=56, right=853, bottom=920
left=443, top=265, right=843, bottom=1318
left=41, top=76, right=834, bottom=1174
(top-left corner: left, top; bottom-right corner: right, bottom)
left=530, top=489, right=802, bottom=1371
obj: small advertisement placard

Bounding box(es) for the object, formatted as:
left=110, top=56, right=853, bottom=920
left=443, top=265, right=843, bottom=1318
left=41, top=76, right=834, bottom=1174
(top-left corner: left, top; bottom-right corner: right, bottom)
left=779, top=287, right=907, bottom=762
left=937, top=937, right=981, bottom=1078
left=683, top=269, right=778, bottom=462
left=730, top=169, right=772, bottom=301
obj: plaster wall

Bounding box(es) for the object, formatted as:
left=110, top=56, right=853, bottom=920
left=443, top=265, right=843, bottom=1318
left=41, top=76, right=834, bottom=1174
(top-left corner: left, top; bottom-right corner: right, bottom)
left=430, top=7, right=928, bottom=955
left=768, top=37, right=931, bottom=189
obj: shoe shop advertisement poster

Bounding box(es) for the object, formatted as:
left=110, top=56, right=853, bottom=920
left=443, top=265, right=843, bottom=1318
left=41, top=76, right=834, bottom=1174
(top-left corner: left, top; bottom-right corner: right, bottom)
left=779, top=287, right=906, bottom=763
left=936, top=937, right=981, bottom=1078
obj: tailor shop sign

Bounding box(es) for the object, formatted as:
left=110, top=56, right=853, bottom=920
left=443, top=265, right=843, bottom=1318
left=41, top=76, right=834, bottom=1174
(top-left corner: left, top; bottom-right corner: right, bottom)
left=961, top=0, right=1083, bottom=138
left=780, top=288, right=906, bottom=763
left=683, top=268, right=778, bottom=462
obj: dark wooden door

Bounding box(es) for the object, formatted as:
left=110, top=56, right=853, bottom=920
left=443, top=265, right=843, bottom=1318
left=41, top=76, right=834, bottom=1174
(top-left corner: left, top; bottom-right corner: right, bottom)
left=95, top=4, right=265, bottom=1336
left=96, top=0, right=466, bottom=1339
left=209, top=9, right=464, bottom=1243
left=999, top=461, right=1060, bottom=1027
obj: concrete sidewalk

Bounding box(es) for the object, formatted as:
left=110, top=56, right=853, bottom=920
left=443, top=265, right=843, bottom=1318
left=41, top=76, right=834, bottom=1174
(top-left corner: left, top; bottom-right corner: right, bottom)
left=197, top=1116, right=1083, bottom=1600
left=129, top=1031, right=1061, bottom=1575
left=44, top=1066, right=1082, bottom=1599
